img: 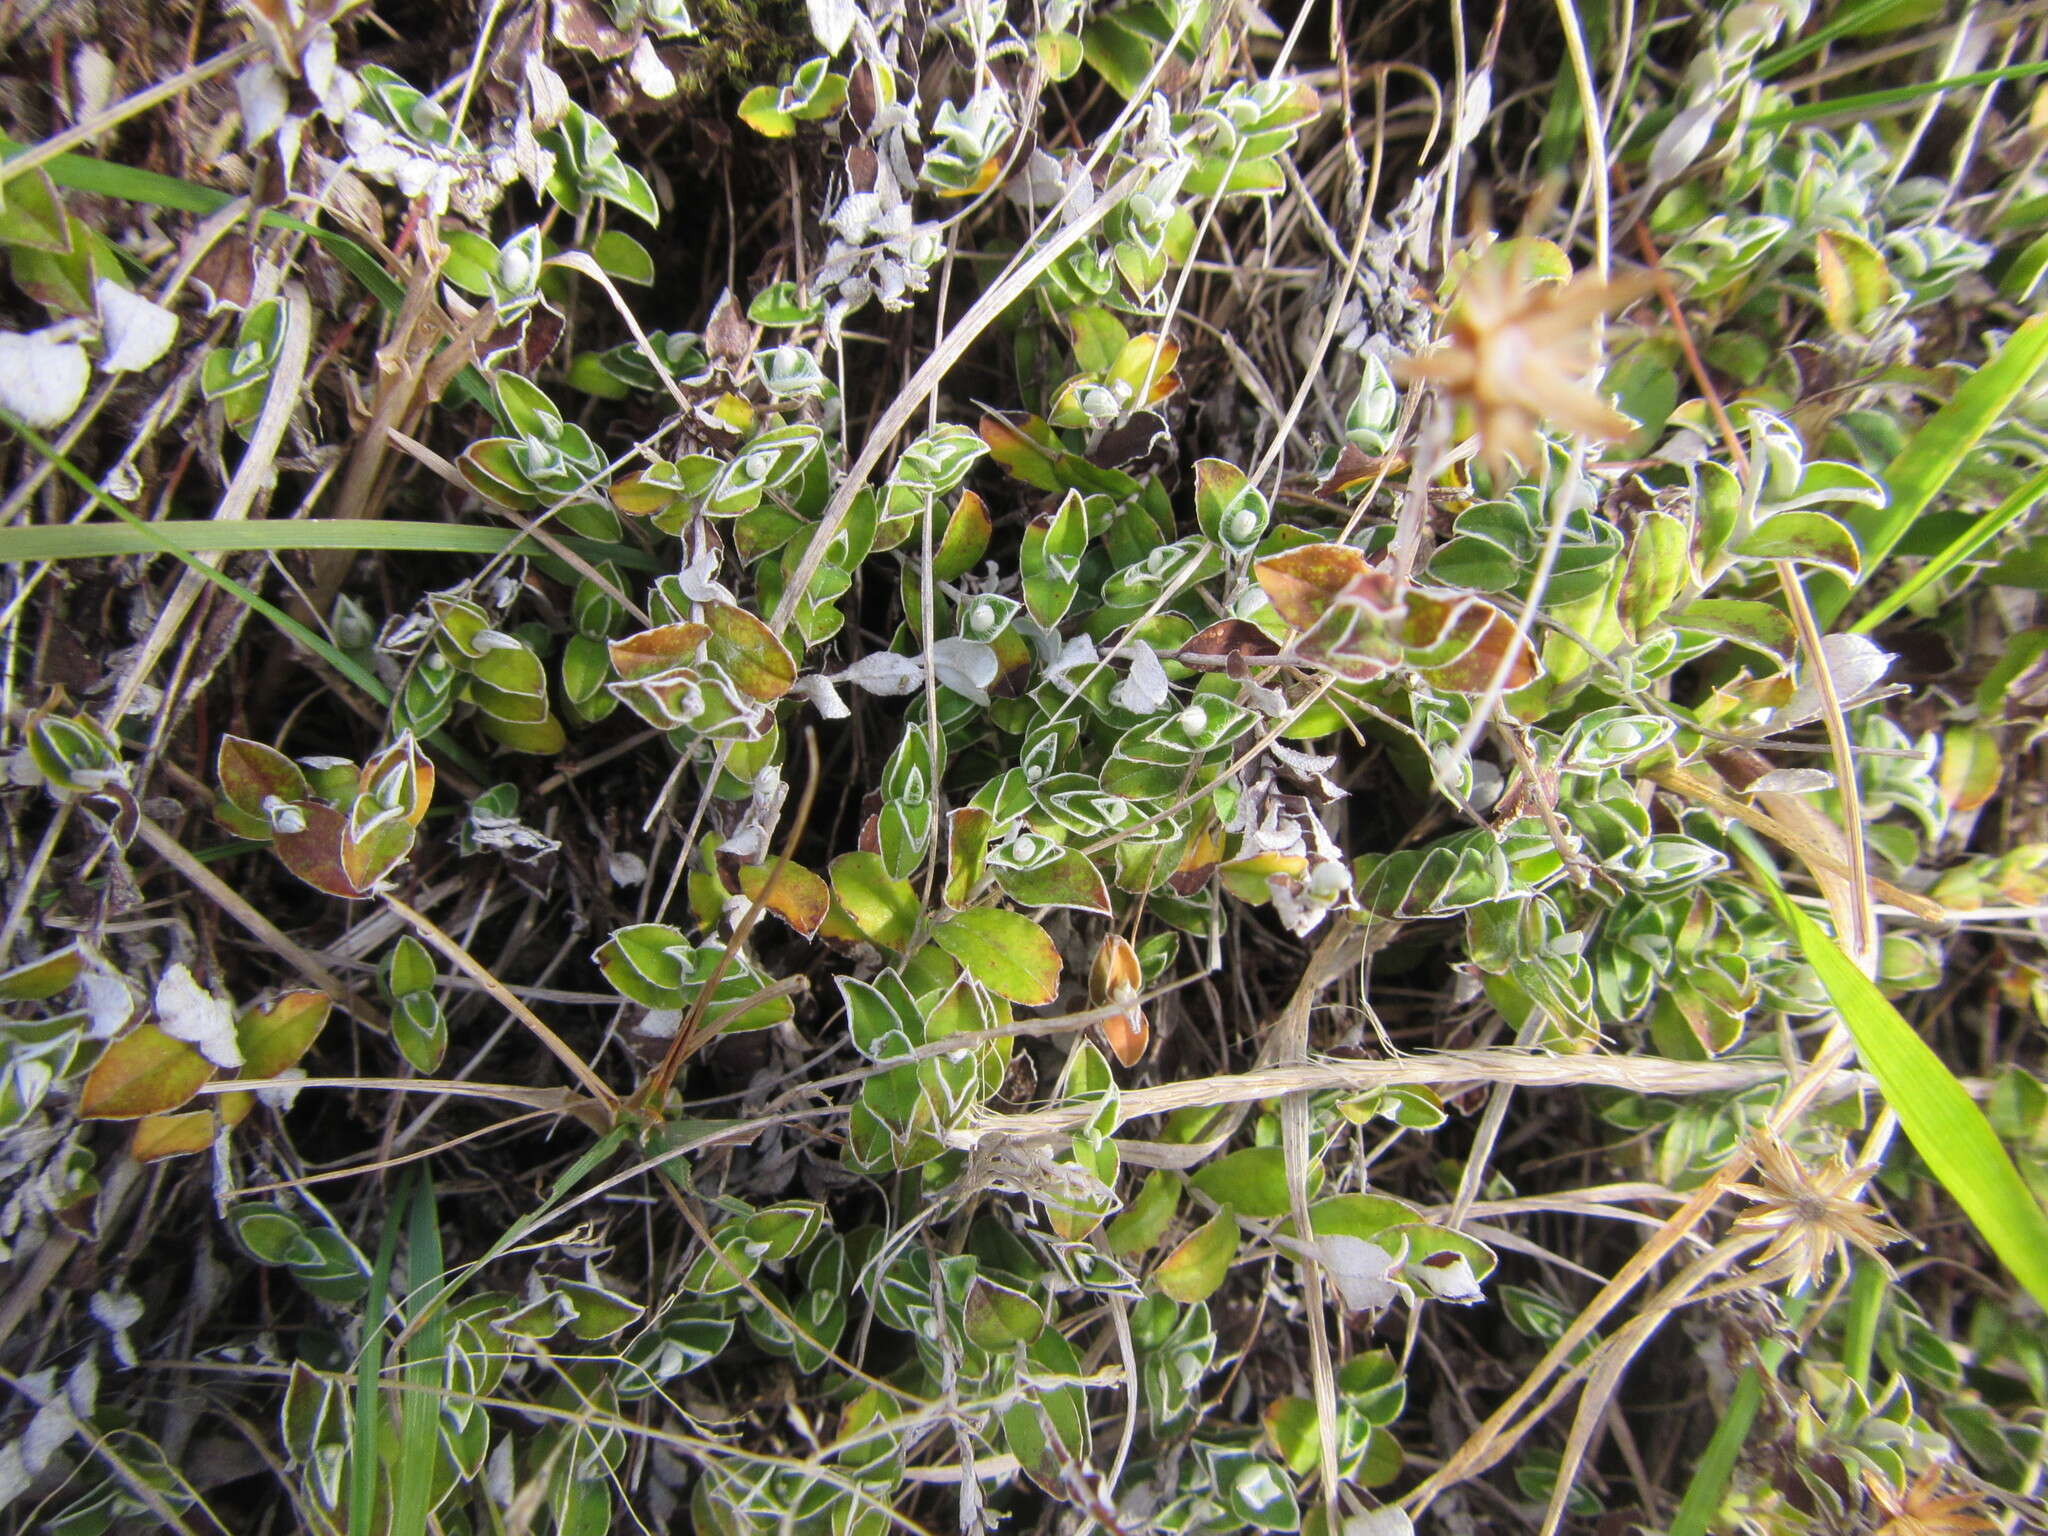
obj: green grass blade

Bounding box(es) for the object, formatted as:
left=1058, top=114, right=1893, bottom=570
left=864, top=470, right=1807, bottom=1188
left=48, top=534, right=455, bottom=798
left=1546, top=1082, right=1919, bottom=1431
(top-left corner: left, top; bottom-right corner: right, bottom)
left=1850, top=466, right=2048, bottom=634
left=1841, top=1257, right=1885, bottom=1390
left=1745, top=60, right=2048, bottom=131
left=1754, top=0, right=1936, bottom=79
left=2, top=412, right=391, bottom=700
left=0, top=517, right=658, bottom=569
left=1762, top=881, right=2048, bottom=1310
left=1814, top=313, right=2048, bottom=626
left=399, top=1127, right=630, bottom=1348
left=1, top=411, right=490, bottom=782
left=394, top=1173, right=445, bottom=1536
left=1667, top=1338, right=1787, bottom=1536
left=351, top=1183, right=406, bottom=1536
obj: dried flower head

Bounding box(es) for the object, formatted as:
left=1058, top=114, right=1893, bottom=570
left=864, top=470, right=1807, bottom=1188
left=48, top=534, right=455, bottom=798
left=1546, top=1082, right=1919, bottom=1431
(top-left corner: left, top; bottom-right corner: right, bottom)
left=1397, top=246, right=1654, bottom=480
left=1862, top=1463, right=1999, bottom=1536
left=1728, top=1134, right=1905, bottom=1294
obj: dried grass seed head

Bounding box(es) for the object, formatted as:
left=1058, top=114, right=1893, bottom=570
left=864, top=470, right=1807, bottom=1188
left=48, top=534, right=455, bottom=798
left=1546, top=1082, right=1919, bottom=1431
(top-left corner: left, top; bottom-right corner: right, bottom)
left=1397, top=245, right=1655, bottom=481
left=1861, top=1463, right=2001, bottom=1536
left=1728, top=1133, right=1905, bottom=1295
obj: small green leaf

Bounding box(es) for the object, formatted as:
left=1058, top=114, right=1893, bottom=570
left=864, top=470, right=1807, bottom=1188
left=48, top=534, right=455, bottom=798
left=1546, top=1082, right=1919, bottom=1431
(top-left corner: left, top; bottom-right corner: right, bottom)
left=385, top=934, right=436, bottom=999
left=391, top=991, right=447, bottom=1073
left=0, top=944, right=83, bottom=1001
left=1107, top=1170, right=1182, bottom=1255
left=237, top=991, right=331, bottom=1081
left=1734, top=512, right=1861, bottom=577
left=1672, top=598, right=1796, bottom=666
left=830, top=852, right=920, bottom=952
left=1813, top=229, right=1897, bottom=337
left=589, top=229, right=655, bottom=285
left=738, top=85, right=795, bottom=137
left=964, top=1276, right=1046, bottom=1349
left=1190, top=1147, right=1295, bottom=1219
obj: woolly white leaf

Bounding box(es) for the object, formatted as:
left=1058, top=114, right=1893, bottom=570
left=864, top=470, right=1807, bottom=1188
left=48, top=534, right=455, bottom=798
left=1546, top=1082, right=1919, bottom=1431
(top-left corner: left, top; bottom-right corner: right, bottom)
left=154, top=963, right=242, bottom=1069
left=0, top=1442, right=30, bottom=1513
left=628, top=37, right=678, bottom=100
left=524, top=56, right=570, bottom=132
left=470, top=812, right=561, bottom=863
left=1343, top=1509, right=1414, bottom=1536
left=0, top=328, right=89, bottom=428
left=1783, top=634, right=1894, bottom=725
left=23, top=1399, right=73, bottom=1475
left=1315, top=1233, right=1400, bottom=1313
left=1411, top=1251, right=1485, bottom=1303
left=64, top=1354, right=98, bottom=1420
left=808, top=0, right=856, bottom=54
left=90, top=1288, right=143, bottom=1367
left=72, top=47, right=115, bottom=125
left=931, top=638, right=998, bottom=704
left=1748, top=768, right=1834, bottom=795
left=95, top=279, right=178, bottom=374
left=255, top=1068, right=307, bottom=1114
left=236, top=60, right=290, bottom=145
left=485, top=1435, right=516, bottom=1506
left=89, top=1288, right=142, bottom=1332
left=1041, top=632, right=1098, bottom=692
left=676, top=542, right=734, bottom=604
left=1110, top=641, right=1173, bottom=714
left=78, top=968, right=136, bottom=1039
left=1454, top=69, right=1492, bottom=149
left=607, top=852, right=648, bottom=887
left=835, top=651, right=925, bottom=697
left=635, top=1009, right=684, bottom=1040
left=1650, top=97, right=1720, bottom=185
left=789, top=673, right=850, bottom=720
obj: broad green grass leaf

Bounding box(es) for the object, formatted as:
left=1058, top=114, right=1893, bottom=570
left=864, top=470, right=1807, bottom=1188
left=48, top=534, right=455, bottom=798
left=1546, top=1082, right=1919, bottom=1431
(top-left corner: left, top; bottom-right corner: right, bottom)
left=1667, top=1339, right=1787, bottom=1536
left=352, top=1185, right=404, bottom=1536
left=394, top=1173, right=445, bottom=1536
left=0, top=518, right=658, bottom=568
left=1852, top=466, right=2048, bottom=633
left=932, top=908, right=1062, bottom=1005
left=1768, top=888, right=2048, bottom=1310
left=1746, top=59, right=2048, bottom=131
left=1816, top=313, right=2048, bottom=624
left=1755, top=0, right=1941, bottom=76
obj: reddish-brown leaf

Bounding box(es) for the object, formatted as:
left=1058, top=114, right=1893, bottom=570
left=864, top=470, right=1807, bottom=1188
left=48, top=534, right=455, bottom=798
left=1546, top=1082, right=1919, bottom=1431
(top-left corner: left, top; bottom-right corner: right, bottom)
left=609, top=623, right=710, bottom=682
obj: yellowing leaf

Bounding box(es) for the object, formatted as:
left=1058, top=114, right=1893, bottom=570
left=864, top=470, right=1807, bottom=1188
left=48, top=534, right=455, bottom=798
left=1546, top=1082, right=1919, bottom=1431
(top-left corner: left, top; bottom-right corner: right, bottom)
left=1939, top=725, right=2003, bottom=819
left=81, top=1023, right=215, bottom=1119
left=829, top=852, right=919, bottom=952
left=1155, top=1206, right=1238, bottom=1303
left=131, top=1109, right=218, bottom=1162
left=737, top=859, right=829, bottom=937
left=707, top=601, right=796, bottom=701
left=1814, top=229, right=1896, bottom=337
left=932, top=908, right=1063, bottom=1005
